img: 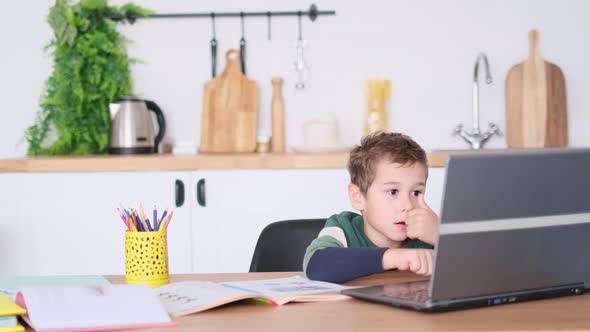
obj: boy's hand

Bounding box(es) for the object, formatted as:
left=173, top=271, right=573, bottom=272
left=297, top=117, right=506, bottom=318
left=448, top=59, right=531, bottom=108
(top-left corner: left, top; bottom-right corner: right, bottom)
left=382, top=248, right=434, bottom=275
left=405, top=194, right=439, bottom=245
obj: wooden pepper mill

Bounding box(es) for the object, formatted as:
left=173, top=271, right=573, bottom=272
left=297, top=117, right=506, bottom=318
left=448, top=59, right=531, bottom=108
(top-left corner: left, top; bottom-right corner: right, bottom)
left=271, top=77, right=285, bottom=153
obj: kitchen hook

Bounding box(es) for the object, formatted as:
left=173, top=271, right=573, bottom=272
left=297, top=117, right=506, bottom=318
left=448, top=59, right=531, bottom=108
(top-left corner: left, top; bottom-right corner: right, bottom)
left=210, top=13, right=217, bottom=77
left=240, top=12, right=246, bottom=74
left=267, top=11, right=272, bottom=41
left=298, top=11, right=303, bottom=41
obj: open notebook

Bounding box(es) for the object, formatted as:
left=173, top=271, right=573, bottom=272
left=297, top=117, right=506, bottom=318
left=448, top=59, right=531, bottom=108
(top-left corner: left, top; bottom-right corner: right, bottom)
left=156, top=276, right=349, bottom=317
left=15, top=285, right=174, bottom=332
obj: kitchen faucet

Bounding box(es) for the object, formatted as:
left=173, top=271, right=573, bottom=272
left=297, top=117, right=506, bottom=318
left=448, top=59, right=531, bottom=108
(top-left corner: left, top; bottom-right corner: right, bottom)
left=453, top=53, right=501, bottom=149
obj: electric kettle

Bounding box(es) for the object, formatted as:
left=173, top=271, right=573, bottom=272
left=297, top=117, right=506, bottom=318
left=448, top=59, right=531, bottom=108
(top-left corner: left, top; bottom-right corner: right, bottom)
left=108, top=96, right=166, bottom=154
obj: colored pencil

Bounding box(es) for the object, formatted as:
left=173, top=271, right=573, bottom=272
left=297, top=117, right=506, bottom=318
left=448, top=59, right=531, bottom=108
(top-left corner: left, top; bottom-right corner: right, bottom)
left=162, top=210, right=174, bottom=231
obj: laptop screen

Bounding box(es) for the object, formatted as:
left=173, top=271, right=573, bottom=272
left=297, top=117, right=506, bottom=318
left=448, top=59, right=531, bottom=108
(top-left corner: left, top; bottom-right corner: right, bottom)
left=430, top=149, right=590, bottom=301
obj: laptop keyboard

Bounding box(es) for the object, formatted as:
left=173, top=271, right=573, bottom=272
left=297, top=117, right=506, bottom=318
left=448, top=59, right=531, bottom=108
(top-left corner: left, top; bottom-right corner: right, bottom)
left=382, top=280, right=430, bottom=303
left=396, top=288, right=429, bottom=303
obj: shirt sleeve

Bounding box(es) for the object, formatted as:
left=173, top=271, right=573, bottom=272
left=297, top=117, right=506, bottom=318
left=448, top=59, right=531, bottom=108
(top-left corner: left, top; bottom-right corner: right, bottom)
left=302, top=216, right=349, bottom=272
left=305, top=247, right=388, bottom=283
left=302, top=213, right=387, bottom=283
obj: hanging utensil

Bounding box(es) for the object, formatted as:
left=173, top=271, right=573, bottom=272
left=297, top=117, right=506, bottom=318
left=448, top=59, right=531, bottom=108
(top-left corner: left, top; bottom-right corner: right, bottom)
left=210, top=13, right=217, bottom=78
left=293, top=11, right=310, bottom=89
left=267, top=11, right=272, bottom=41
left=240, top=12, right=246, bottom=74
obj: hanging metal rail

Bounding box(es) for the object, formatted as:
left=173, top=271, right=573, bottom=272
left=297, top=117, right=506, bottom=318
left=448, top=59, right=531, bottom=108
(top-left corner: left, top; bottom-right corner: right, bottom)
left=109, top=4, right=335, bottom=23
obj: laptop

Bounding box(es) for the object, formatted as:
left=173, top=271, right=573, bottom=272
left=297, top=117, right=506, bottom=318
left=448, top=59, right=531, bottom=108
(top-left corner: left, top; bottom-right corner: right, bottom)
left=343, top=149, right=590, bottom=312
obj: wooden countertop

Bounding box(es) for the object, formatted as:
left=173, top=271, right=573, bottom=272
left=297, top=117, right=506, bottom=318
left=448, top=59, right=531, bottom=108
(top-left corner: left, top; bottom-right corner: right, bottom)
left=0, top=152, right=451, bottom=173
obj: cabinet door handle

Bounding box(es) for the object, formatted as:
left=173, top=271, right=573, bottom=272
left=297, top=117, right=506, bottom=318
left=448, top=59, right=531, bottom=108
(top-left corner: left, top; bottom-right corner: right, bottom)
left=196, top=178, right=206, bottom=207
left=175, top=179, right=185, bottom=207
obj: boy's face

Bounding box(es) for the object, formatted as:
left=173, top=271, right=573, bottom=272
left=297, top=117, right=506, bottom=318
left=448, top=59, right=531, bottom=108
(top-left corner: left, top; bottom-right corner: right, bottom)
left=349, top=159, right=427, bottom=247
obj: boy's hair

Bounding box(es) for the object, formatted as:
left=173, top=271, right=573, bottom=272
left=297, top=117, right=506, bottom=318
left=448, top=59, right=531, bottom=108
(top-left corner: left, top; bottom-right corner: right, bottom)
left=347, top=132, right=428, bottom=193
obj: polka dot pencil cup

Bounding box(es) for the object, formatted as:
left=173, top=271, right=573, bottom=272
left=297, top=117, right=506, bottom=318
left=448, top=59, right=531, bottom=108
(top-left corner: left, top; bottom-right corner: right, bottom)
left=125, top=230, right=169, bottom=287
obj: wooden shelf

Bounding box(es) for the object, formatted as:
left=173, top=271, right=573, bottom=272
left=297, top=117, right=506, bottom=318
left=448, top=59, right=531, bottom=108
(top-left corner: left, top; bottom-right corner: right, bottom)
left=0, top=152, right=451, bottom=173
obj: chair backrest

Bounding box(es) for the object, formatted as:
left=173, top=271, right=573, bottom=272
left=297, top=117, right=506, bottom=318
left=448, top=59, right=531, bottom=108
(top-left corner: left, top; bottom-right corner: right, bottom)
left=249, top=219, right=326, bottom=272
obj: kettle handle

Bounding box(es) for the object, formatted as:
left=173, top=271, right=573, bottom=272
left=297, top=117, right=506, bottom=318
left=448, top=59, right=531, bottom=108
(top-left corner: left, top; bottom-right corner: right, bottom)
left=145, top=100, right=166, bottom=153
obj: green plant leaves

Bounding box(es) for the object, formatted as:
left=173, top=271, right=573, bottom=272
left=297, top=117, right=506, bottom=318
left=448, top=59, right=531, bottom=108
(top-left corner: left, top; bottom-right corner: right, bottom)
left=48, top=0, right=77, bottom=46
left=26, top=0, right=150, bottom=155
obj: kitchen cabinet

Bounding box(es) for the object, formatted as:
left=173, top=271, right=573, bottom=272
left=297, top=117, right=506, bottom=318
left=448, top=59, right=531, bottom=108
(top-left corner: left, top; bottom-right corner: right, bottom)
left=190, top=169, right=351, bottom=273
left=0, top=172, right=193, bottom=275
left=425, top=167, right=445, bottom=215
left=0, top=167, right=446, bottom=275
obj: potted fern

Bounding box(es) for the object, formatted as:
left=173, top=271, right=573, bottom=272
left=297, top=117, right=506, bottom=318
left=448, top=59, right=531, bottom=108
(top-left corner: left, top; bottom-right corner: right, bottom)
left=25, top=0, right=151, bottom=155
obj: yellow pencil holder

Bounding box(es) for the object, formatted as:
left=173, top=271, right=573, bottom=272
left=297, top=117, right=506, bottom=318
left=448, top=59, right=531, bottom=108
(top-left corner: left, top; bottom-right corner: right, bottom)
left=125, top=231, right=169, bottom=287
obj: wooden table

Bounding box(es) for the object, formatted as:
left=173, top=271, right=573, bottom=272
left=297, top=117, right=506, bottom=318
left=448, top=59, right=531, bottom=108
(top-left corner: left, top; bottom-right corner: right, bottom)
left=105, top=271, right=590, bottom=332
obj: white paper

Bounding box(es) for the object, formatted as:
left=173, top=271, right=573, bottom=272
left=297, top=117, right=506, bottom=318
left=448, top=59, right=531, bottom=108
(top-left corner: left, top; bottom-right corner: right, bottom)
left=19, top=284, right=171, bottom=330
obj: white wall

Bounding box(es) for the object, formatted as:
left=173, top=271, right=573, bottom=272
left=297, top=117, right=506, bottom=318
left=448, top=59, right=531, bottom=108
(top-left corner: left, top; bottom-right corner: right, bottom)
left=2, top=0, right=590, bottom=158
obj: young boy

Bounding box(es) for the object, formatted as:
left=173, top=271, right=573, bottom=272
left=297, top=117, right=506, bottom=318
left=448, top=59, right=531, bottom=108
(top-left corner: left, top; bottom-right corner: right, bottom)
left=303, top=132, right=438, bottom=283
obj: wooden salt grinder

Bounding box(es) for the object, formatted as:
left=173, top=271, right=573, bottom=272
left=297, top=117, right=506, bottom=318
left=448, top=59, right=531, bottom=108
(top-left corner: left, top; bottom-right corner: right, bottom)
left=271, top=77, right=285, bottom=153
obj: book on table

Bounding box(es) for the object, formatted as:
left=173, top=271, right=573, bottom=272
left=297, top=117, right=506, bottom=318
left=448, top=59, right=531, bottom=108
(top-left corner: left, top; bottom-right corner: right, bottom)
left=0, top=293, right=26, bottom=332
left=0, top=275, right=112, bottom=332
left=156, top=276, right=350, bottom=317
left=0, top=275, right=111, bottom=300
left=14, top=284, right=174, bottom=332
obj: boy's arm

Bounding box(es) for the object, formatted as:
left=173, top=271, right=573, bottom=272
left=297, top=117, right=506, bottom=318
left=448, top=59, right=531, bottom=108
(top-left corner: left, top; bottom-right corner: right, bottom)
left=303, top=235, right=387, bottom=283
left=305, top=247, right=388, bottom=283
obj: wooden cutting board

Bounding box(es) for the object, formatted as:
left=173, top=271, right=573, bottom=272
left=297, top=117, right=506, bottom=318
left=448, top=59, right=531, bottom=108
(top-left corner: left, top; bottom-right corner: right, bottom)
left=505, top=30, right=567, bottom=148
left=200, top=49, right=258, bottom=153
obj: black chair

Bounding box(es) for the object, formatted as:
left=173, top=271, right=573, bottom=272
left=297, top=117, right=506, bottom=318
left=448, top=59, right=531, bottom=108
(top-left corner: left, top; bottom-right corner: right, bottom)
left=249, top=219, right=326, bottom=272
